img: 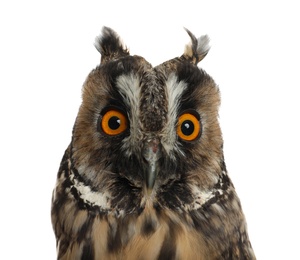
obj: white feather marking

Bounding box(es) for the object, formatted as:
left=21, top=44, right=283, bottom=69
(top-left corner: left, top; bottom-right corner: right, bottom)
left=162, top=74, right=187, bottom=155
left=189, top=171, right=228, bottom=210
left=69, top=169, right=111, bottom=209
left=190, top=185, right=215, bottom=207
left=116, top=73, right=141, bottom=154
left=116, top=73, right=140, bottom=112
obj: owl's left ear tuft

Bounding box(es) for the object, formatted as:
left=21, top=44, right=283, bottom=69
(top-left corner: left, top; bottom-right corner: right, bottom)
left=95, top=26, right=130, bottom=64
left=181, top=28, right=210, bottom=65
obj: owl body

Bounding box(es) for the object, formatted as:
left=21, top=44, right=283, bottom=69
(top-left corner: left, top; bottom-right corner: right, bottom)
left=52, top=27, right=255, bottom=259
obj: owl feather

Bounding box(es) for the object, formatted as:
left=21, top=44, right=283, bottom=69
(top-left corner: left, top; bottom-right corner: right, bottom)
left=51, top=27, right=256, bottom=260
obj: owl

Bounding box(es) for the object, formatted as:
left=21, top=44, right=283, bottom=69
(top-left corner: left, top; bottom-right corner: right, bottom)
left=51, top=27, right=255, bottom=260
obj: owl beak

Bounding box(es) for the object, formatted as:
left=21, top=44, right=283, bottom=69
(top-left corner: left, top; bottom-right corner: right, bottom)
left=142, top=138, right=162, bottom=194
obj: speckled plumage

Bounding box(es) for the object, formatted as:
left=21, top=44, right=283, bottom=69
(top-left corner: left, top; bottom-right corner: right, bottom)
left=51, top=27, right=255, bottom=259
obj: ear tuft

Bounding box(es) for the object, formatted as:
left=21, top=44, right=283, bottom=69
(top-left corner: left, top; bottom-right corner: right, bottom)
left=95, top=27, right=129, bottom=64
left=181, top=28, right=210, bottom=65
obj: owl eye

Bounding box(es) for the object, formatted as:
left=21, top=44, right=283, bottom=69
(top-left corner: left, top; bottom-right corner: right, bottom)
left=177, top=111, right=201, bottom=141
left=100, top=109, right=128, bottom=136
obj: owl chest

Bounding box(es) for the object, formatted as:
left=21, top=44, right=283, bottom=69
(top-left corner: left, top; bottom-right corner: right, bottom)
left=82, top=208, right=209, bottom=260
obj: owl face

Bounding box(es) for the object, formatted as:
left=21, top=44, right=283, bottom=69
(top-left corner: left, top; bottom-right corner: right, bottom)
left=69, top=27, right=224, bottom=215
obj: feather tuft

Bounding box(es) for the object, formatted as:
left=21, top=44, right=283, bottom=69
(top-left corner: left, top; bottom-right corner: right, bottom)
left=95, top=26, right=129, bottom=63
left=182, top=28, right=210, bottom=64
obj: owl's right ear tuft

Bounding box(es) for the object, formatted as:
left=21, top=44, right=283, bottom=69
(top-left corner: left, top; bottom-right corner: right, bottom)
left=95, top=27, right=130, bottom=64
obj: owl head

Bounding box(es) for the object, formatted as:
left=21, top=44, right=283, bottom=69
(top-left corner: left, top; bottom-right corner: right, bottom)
left=70, top=27, right=224, bottom=215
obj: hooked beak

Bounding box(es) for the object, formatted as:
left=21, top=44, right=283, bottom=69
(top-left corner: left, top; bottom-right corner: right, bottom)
left=142, top=138, right=162, bottom=194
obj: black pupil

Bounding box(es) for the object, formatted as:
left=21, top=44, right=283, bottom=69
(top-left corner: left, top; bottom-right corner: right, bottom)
left=181, top=120, right=194, bottom=136
left=108, top=116, right=121, bottom=130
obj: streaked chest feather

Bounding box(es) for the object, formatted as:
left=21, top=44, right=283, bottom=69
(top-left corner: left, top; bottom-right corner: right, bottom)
left=56, top=202, right=209, bottom=260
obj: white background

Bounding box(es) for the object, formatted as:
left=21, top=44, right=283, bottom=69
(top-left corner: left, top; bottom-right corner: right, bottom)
left=1, top=1, right=299, bottom=259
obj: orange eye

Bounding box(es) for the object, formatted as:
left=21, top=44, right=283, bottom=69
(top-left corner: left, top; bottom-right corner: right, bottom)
left=177, top=112, right=201, bottom=141
left=101, top=109, right=128, bottom=136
